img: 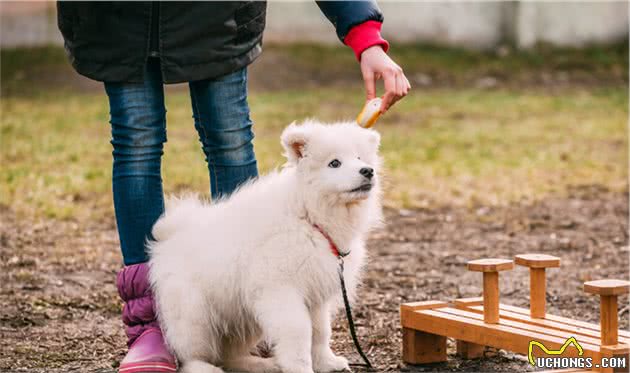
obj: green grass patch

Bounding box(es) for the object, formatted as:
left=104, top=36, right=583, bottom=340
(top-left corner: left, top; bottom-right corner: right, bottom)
left=272, top=41, right=628, bottom=84
left=1, top=85, right=627, bottom=220
left=2, top=42, right=627, bottom=98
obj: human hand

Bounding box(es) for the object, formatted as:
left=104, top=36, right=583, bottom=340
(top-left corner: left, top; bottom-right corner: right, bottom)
left=360, top=45, right=411, bottom=113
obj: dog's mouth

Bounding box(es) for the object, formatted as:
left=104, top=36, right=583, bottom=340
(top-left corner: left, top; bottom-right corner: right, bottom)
left=348, top=183, right=373, bottom=193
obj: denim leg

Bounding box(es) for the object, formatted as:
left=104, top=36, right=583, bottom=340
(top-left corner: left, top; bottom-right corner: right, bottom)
left=189, top=68, right=258, bottom=199
left=104, top=60, right=166, bottom=265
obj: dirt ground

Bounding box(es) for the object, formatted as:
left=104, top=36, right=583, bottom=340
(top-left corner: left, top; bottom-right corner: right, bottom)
left=1, top=185, right=627, bottom=373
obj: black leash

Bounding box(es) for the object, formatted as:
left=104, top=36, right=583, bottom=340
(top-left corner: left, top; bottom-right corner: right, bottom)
left=312, top=223, right=373, bottom=369
left=337, top=257, right=373, bottom=370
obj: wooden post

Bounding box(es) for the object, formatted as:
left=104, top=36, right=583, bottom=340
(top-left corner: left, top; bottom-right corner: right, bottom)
left=600, top=345, right=630, bottom=373
left=483, top=272, right=499, bottom=323
left=456, top=340, right=485, bottom=359
left=584, top=279, right=630, bottom=346
left=402, top=328, right=447, bottom=364
left=515, top=254, right=560, bottom=319
left=601, top=295, right=618, bottom=346
left=467, top=258, right=514, bottom=324
left=530, top=268, right=546, bottom=318
left=400, top=301, right=449, bottom=364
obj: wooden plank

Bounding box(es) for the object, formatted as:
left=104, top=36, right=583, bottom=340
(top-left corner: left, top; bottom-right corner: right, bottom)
left=438, top=307, right=604, bottom=347
left=584, top=280, right=630, bottom=296
left=454, top=298, right=630, bottom=340
left=402, top=327, right=447, bottom=364
left=400, top=301, right=449, bottom=333
left=464, top=305, right=630, bottom=344
left=401, top=308, right=602, bottom=359
left=455, top=300, right=630, bottom=341
left=401, top=301, right=448, bottom=312
left=468, top=258, right=514, bottom=272
left=453, top=297, right=483, bottom=308
left=496, top=303, right=630, bottom=339
left=515, top=253, right=561, bottom=268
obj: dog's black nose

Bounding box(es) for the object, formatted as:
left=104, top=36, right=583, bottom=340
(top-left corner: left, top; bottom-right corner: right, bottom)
left=359, top=167, right=374, bottom=179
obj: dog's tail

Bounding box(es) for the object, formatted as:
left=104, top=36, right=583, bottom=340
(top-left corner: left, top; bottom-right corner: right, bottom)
left=151, top=194, right=202, bottom=242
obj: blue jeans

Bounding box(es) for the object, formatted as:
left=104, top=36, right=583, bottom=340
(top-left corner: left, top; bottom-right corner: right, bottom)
left=104, top=59, right=258, bottom=265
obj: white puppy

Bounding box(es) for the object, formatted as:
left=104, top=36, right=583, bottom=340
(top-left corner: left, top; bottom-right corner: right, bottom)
left=149, top=120, right=383, bottom=373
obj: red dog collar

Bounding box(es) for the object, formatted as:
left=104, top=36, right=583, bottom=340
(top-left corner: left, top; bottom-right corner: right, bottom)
left=313, top=224, right=348, bottom=258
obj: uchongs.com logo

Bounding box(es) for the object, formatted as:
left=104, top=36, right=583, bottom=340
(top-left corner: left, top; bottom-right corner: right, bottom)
left=528, top=337, right=627, bottom=370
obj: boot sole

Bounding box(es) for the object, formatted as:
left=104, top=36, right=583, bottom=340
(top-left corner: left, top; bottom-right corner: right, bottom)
left=119, top=362, right=177, bottom=373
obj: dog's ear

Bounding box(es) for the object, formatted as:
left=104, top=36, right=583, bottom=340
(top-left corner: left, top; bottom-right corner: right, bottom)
left=281, top=123, right=309, bottom=163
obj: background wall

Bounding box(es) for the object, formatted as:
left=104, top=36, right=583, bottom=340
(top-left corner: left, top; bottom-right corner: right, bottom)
left=1, top=1, right=628, bottom=49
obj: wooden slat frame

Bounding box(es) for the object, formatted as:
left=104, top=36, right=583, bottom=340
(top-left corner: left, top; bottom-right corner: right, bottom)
left=463, top=304, right=630, bottom=345
left=453, top=297, right=630, bottom=343
left=438, top=307, right=604, bottom=346
left=498, top=303, right=630, bottom=339
left=403, top=299, right=630, bottom=372
left=401, top=307, right=603, bottom=359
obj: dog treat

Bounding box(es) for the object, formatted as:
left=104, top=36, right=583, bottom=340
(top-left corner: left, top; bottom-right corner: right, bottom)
left=356, top=97, right=382, bottom=128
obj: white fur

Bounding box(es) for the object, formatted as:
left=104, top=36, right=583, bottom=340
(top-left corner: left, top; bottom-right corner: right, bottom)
left=149, top=120, right=383, bottom=373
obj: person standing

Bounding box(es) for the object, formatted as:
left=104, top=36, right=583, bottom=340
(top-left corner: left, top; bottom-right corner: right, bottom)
left=57, top=1, right=409, bottom=371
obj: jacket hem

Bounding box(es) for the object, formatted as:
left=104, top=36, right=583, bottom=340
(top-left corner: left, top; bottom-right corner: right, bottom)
left=160, top=42, right=263, bottom=84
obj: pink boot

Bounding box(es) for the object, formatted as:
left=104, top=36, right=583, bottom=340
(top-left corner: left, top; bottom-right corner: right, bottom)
left=117, top=263, right=176, bottom=373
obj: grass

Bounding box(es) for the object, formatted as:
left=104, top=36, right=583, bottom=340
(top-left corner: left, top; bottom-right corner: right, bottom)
left=275, top=42, right=629, bottom=87
left=1, top=45, right=628, bottom=220
left=2, top=42, right=628, bottom=96
left=262, top=41, right=630, bottom=74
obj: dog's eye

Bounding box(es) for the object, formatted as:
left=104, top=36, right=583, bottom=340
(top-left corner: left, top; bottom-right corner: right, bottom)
left=328, top=159, right=341, bottom=168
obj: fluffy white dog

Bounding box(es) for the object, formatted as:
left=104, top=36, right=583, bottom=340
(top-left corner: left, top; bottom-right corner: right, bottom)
left=149, top=120, right=383, bottom=373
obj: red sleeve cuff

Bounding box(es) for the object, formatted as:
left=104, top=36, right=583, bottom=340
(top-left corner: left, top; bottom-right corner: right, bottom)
left=344, top=20, right=390, bottom=61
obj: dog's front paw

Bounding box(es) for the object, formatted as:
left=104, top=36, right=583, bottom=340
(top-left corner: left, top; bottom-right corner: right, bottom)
left=313, top=353, right=350, bottom=373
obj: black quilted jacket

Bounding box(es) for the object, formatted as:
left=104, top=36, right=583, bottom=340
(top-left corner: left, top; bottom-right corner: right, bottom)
left=57, top=1, right=383, bottom=84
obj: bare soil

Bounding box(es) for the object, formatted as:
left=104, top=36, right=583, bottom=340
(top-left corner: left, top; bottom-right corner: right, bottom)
left=1, top=185, right=628, bottom=372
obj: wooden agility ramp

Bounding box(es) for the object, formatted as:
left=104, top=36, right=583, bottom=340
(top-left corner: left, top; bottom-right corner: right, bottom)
left=401, top=254, right=630, bottom=372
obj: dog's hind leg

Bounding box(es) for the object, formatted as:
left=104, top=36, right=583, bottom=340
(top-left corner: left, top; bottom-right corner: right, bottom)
left=157, top=285, right=222, bottom=372
left=180, top=360, right=224, bottom=373
left=253, top=287, right=314, bottom=373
